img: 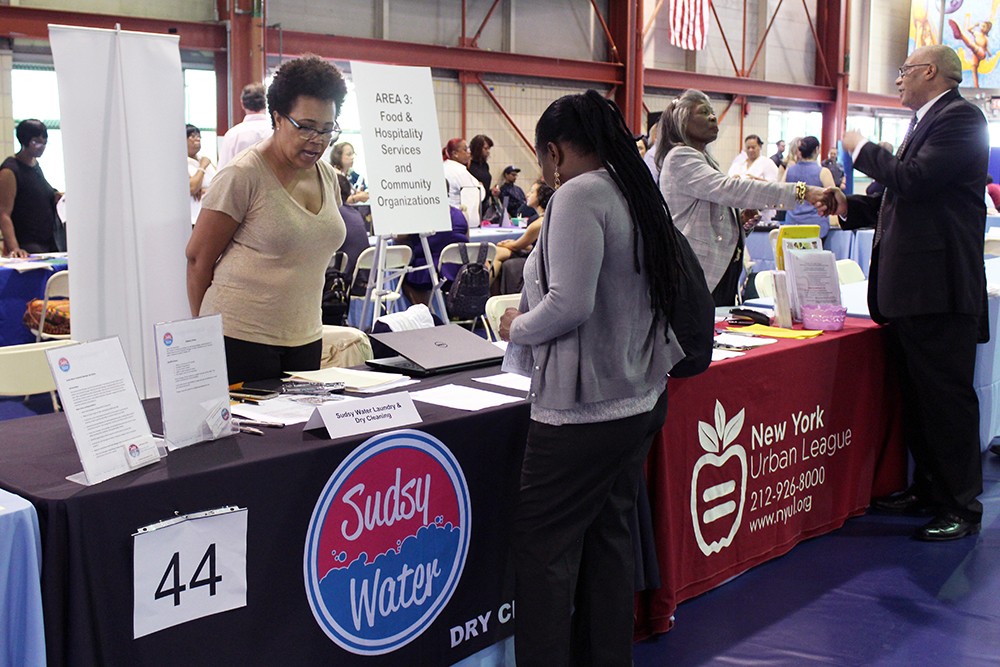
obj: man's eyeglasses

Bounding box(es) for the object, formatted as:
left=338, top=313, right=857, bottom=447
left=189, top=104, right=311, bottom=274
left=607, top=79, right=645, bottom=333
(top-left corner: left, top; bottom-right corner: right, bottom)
left=897, top=63, right=931, bottom=78
left=281, top=113, right=341, bottom=143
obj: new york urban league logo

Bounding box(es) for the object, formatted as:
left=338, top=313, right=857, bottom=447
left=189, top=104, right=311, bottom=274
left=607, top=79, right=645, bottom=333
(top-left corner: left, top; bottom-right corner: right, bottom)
left=304, top=429, right=471, bottom=655
left=691, top=400, right=748, bottom=556
left=57, top=357, right=70, bottom=372
left=162, top=332, right=173, bottom=346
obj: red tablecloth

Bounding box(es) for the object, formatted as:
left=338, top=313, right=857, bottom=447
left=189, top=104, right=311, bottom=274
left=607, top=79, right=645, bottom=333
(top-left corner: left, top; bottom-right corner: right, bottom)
left=636, top=318, right=905, bottom=637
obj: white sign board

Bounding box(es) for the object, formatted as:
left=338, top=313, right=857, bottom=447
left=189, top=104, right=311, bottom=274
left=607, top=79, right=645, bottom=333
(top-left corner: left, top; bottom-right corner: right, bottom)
left=350, top=61, right=451, bottom=236
left=133, top=506, right=248, bottom=638
left=304, top=392, right=422, bottom=438
left=154, top=315, right=237, bottom=450
left=50, top=25, right=191, bottom=399
left=46, top=337, right=160, bottom=485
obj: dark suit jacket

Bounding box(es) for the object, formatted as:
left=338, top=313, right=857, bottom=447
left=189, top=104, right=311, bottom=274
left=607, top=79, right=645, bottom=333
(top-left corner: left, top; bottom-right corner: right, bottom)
left=841, top=88, right=988, bottom=328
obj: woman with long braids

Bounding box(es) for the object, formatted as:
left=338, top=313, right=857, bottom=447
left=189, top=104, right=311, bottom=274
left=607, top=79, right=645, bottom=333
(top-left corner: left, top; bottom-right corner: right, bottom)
left=656, top=89, right=828, bottom=305
left=497, top=90, right=691, bottom=666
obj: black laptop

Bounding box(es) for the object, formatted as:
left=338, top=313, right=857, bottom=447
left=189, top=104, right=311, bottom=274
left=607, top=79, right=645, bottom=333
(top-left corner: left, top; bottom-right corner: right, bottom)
left=366, top=324, right=505, bottom=377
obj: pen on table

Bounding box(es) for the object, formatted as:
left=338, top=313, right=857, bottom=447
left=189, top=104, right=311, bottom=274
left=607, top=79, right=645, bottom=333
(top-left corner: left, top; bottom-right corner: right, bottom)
left=232, top=396, right=261, bottom=405
left=238, top=425, right=264, bottom=436
left=234, top=418, right=284, bottom=429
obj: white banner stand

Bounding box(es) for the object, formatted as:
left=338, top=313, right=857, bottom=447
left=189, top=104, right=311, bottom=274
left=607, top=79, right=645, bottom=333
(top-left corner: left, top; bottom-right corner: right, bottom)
left=50, top=25, right=191, bottom=398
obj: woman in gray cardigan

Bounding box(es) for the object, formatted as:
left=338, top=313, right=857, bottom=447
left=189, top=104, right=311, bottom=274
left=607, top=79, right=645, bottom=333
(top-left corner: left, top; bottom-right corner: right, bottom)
left=656, top=89, right=828, bottom=305
left=498, top=91, right=696, bottom=667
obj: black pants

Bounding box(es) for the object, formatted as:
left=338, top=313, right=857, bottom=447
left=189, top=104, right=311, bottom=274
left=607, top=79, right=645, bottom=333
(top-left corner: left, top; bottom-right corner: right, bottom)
left=513, top=391, right=669, bottom=667
left=712, top=237, right=744, bottom=307
left=223, top=336, right=322, bottom=385
left=889, top=314, right=983, bottom=521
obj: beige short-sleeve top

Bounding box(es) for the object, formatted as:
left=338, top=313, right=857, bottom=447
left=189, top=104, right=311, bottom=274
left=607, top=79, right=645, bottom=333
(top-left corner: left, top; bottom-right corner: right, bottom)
left=199, top=147, right=346, bottom=346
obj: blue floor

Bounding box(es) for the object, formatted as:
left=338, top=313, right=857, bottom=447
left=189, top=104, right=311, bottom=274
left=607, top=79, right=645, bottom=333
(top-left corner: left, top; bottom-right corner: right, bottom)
left=634, top=450, right=1000, bottom=666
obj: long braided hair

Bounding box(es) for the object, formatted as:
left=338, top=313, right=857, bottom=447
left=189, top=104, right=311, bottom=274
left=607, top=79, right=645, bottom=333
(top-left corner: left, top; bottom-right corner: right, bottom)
left=534, top=90, right=681, bottom=327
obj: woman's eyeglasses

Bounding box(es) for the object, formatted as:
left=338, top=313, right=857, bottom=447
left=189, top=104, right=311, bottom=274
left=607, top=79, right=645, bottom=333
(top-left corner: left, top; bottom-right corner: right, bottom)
left=281, top=113, right=341, bottom=143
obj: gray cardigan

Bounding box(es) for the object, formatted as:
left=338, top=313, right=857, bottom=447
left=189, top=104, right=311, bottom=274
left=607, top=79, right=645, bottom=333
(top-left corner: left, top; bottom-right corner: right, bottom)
left=660, top=146, right=799, bottom=291
left=509, top=169, right=683, bottom=411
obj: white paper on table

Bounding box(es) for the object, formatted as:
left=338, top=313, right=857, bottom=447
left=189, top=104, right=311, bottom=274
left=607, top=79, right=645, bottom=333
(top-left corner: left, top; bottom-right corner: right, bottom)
left=785, top=249, right=841, bottom=320
left=286, top=366, right=407, bottom=389
left=714, top=333, right=778, bottom=348
left=712, top=348, right=746, bottom=361
left=230, top=395, right=359, bottom=426
left=0, top=260, right=57, bottom=272
left=303, top=392, right=422, bottom=437
left=410, top=383, right=525, bottom=411
left=772, top=270, right=794, bottom=328
left=47, top=337, right=160, bottom=485
left=473, top=372, right=532, bottom=392
left=351, top=378, right=421, bottom=393
left=154, top=315, right=236, bottom=450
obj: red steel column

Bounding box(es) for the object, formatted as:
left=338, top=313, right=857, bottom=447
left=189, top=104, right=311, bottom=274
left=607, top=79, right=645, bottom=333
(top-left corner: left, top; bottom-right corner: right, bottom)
left=219, top=0, right=265, bottom=133
left=817, top=0, right=848, bottom=155
left=609, top=0, right=643, bottom=132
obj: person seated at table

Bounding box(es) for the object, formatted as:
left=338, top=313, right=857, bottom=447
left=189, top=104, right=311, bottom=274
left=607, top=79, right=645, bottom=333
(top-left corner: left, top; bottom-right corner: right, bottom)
left=0, top=119, right=62, bottom=257
left=492, top=180, right=554, bottom=294
left=335, top=174, right=370, bottom=279
left=655, top=91, right=827, bottom=305
left=401, top=202, right=469, bottom=306
left=782, top=136, right=837, bottom=237
left=330, top=141, right=369, bottom=203
left=186, top=56, right=348, bottom=384
left=498, top=165, right=527, bottom=217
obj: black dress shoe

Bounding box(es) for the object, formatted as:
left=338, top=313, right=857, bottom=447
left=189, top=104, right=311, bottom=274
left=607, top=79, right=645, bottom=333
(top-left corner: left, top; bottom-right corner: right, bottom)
left=913, top=512, right=980, bottom=542
left=990, top=443, right=1000, bottom=457
left=870, top=489, right=935, bottom=515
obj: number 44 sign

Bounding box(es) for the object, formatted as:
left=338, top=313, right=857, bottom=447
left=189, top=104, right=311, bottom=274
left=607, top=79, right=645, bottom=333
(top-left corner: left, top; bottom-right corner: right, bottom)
left=133, top=506, right=248, bottom=638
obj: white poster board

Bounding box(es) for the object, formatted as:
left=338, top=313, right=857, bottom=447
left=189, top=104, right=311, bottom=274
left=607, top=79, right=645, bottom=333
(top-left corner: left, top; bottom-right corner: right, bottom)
left=154, top=315, right=237, bottom=450
left=350, top=61, right=451, bottom=236
left=46, top=337, right=160, bottom=485
left=50, top=25, right=191, bottom=399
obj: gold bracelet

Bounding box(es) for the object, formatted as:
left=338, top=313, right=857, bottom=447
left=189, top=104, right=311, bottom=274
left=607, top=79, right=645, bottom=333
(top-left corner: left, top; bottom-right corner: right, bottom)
left=794, top=181, right=806, bottom=204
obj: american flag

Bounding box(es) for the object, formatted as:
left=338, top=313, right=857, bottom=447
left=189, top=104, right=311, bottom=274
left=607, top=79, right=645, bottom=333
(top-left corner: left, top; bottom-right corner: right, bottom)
left=670, top=0, right=710, bottom=51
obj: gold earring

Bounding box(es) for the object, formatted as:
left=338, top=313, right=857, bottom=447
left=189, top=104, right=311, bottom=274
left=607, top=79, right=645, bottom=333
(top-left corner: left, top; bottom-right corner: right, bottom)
left=553, top=169, right=561, bottom=189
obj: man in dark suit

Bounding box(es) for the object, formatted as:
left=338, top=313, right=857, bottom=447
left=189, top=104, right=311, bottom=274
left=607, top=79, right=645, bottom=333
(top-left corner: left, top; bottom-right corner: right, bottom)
left=827, top=44, right=988, bottom=541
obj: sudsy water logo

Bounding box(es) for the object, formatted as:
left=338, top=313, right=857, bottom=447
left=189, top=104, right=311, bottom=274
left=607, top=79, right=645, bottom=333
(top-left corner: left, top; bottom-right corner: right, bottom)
left=691, top=400, right=748, bottom=556
left=304, top=429, right=471, bottom=655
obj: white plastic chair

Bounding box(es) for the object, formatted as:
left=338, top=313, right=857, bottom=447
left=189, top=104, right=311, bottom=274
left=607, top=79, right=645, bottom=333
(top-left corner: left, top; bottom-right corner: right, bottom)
left=434, top=242, right=498, bottom=328
left=755, top=270, right=776, bottom=298
left=835, top=258, right=866, bottom=284
left=0, top=339, right=77, bottom=411
left=351, top=245, right=412, bottom=314
left=483, top=293, right=521, bottom=341
left=32, top=270, right=71, bottom=342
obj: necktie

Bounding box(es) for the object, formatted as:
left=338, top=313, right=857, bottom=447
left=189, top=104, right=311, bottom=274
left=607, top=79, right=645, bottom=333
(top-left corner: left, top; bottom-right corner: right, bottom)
left=874, top=114, right=918, bottom=246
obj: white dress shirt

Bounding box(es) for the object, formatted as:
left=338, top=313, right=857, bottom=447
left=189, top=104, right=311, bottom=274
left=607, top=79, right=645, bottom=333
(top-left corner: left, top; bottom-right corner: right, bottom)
left=218, top=113, right=273, bottom=167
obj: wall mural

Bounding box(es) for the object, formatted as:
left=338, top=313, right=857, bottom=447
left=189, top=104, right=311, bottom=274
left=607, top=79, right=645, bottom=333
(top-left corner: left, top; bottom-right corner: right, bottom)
left=910, top=0, right=1000, bottom=88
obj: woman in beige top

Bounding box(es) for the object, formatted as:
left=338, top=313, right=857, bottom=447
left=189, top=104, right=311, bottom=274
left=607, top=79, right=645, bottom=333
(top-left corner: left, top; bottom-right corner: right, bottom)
left=186, top=56, right=348, bottom=383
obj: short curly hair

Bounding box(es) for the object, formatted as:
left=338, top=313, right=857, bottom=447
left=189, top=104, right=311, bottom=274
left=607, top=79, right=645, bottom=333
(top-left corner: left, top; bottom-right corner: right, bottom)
left=266, top=55, right=347, bottom=128
left=15, top=119, right=47, bottom=146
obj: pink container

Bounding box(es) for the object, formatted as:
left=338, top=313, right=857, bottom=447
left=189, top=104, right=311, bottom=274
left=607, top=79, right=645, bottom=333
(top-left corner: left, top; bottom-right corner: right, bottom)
left=801, top=304, right=847, bottom=331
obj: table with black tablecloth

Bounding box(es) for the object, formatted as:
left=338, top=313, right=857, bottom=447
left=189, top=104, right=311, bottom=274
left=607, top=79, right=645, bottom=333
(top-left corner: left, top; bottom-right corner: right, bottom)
left=0, top=321, right=904, bottom=663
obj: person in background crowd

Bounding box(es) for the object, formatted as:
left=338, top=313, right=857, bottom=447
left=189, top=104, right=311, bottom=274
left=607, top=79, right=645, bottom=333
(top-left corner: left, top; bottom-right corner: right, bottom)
left=784, top=135, right=837, bottom=237
left=635, top=134, right=649, bottom=157
left=987, top=174, right=1000, bottom=211
left=822, top=147, right=846, bottom=188
left=218, top=82, right=272, bottom=167
left=0, top=119, right=61, bottom=257
left=770, top=139, right=786, bottom=167
left=330, top=142, right=369, bottom=203
left=777, top=136, right=801, bottom=182
left=656, top=90, right=826, bottom=305
left=497, top=90, right=692, bottom=667
left=498, top=165, right=526, bottom=217
left=492, top=179, right=554, bottom=294
left=468, top=134, right=498, bottom=202
left=826, top=44, right=987, bottom=541
left=442, top=138, right=486, bottom=213
left=401, top=200, right=469, bottom=306
left=865, top=141, right=894, bottom=196
left=335, top=173, right=370, bottom=280
left=186, top=56, right=348, bottom=384
left=643, top=110, right=662, bottom=182
left=186, top=124, right=217, bottom=226
left=727, top=134, right=780, bottom=225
